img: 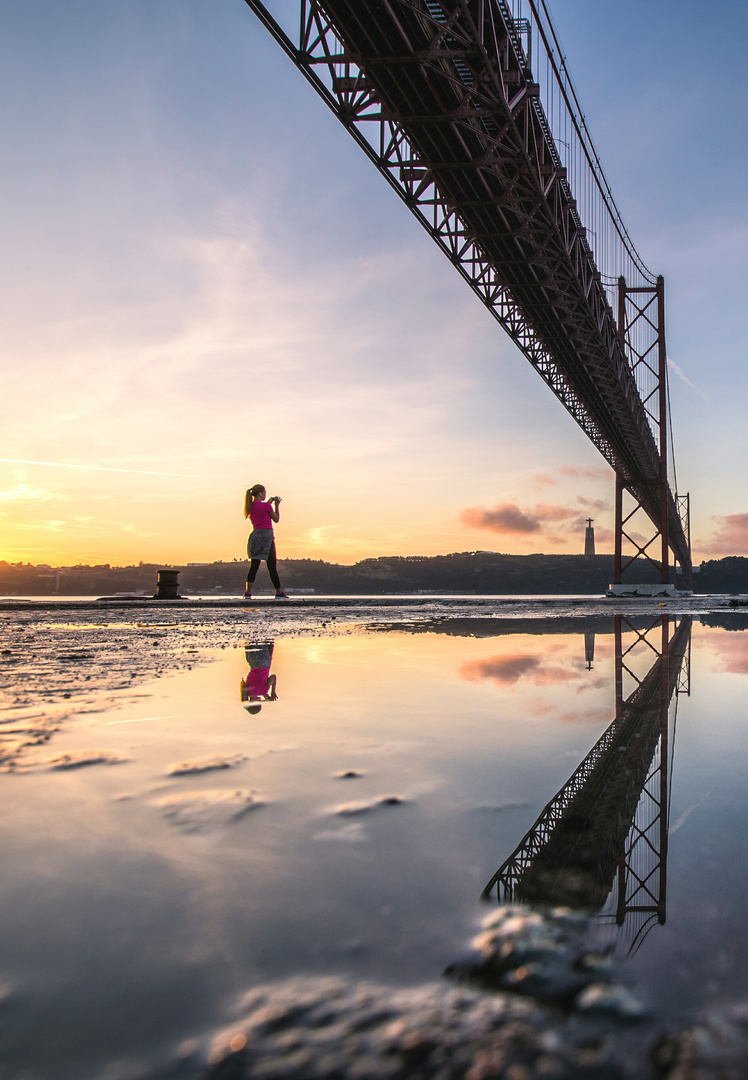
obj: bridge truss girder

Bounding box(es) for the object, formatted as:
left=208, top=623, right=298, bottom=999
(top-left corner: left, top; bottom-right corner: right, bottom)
left=243, top=0, right=690, bottom=574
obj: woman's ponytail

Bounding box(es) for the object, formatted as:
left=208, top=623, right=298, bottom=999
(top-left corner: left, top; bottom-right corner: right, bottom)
left=244, top=484, right=266, bottom=518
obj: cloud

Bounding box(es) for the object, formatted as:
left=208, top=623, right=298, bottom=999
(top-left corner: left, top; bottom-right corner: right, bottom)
left=0, top=483, right=55, bottom=504
left=667, top=358, right=708, bottom=400
left=575, top=496, right=610, bottom=512
left=460, top=500, right=599, bottom=536
left=461, top=503, right=541, bottom=534
left=459, top=496, right=616, bottom=557
left=533, top=503, right=586, bottom=522
left=530, top=467, right=612, bottom=492
left=459, top=654, right=581, bottom=686
left=14, top=519, right=67, bottom=533
left=554, top=706, right=612, bottom=726
left=530, top=472, right=557, bottom=489
left=558, top=466, right=610, bottom=480
left=699, top=514, right=748, bottom=556
left=0, top=457, right=178, bottom=477
left=701, top=630, right=748, bottom=675
left=302, top=525, right=342, bottom=547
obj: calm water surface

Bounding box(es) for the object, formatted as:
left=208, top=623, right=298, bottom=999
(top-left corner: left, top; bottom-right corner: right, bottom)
left=1, top=614, right=747, bottom=1077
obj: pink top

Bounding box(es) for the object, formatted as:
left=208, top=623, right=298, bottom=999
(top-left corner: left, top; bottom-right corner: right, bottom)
left=245, top=667, right=271, bottom=696
left=249, top=500, right=274, bottom=530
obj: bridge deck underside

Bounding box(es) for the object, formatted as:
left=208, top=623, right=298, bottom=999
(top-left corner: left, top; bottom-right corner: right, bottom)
left=316, top=0, right=690, bottom=568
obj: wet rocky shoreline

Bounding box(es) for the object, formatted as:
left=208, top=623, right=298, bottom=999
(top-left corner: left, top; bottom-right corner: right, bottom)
left=145, top=906, right=748, bottom=1079
left=0, top=594, right=743, bottom=704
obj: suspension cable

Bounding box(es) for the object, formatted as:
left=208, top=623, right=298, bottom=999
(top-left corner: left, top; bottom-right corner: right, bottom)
left=526, top=0, right=657, bottom=284
left=666, top=362, right=679, bottom=496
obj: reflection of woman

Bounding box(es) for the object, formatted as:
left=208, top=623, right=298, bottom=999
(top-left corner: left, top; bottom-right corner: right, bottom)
left=243, top=484, right=288, bottom=600
left=240, top=642, right=278, bottom=715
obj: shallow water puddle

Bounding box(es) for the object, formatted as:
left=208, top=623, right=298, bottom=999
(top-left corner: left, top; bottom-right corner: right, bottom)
left=1, top=615, right=748, bottom=1077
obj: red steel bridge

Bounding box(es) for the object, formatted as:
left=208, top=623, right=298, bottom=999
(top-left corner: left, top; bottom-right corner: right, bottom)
left=243, top=0, right=692, bottom=588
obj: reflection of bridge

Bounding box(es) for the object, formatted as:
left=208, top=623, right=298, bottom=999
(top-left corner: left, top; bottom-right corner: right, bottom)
left=483, top=615, right=692, bottom=952
left=244, top=0, right=691, bottom=587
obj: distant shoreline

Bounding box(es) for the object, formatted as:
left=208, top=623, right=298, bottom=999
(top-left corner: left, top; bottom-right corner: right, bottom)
left=3, top=550, right=745, bottom=596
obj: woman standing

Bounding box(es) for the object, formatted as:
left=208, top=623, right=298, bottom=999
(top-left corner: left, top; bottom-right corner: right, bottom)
left=243, top=484, right=288, bottom=599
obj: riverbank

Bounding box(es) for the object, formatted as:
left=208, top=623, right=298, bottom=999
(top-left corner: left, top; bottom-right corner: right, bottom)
left=0, top=592, right=744, bottom=615
left=5, top=551, right=748, bottom=598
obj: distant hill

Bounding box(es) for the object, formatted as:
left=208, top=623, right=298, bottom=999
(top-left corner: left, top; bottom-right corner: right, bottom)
left=0, top=551, right=731, bottom=596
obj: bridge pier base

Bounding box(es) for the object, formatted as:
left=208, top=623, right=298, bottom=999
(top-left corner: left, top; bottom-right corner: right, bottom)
left=606, top=583, right=684, bottom=597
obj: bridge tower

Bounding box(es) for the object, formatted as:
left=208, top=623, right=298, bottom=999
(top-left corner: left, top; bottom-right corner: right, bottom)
left=609, top=278, right=692, bottom=595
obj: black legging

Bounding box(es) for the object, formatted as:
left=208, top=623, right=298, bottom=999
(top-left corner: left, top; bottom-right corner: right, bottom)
left=246, top=541, right=281, bottom=590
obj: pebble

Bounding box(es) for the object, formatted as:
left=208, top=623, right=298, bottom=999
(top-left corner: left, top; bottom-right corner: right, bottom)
left=334, top=796, right=406, bottom=816
left=47, top=750, right=129, bottom=770
left=447, top=907, right=595, bottom=1005
left=156, top=790, right=262, bottom=833
left=575, top=982, right=646, bottom=1019
left=169, top=754, right=247, bottom=776
left=334, top=801, right=373, bottom=817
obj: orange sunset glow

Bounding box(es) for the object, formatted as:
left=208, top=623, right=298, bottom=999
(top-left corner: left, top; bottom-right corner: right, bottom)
left=0, top=3, right=743, bottom=568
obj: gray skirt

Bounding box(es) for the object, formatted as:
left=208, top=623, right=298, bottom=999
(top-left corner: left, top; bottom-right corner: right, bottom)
left=248, top=528, right=274, bottom=560
left=245, top=643, right=274, bottom=669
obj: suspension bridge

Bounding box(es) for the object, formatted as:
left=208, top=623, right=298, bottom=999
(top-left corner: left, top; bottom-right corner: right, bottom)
left=243, top=0, right=692, bottom=591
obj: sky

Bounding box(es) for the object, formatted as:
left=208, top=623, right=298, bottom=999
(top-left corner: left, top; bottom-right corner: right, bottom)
left=1, top=0, right=747, bottom=567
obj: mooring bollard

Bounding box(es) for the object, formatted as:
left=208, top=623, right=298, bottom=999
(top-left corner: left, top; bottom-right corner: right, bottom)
left=154, top=568, right=181, bottom=600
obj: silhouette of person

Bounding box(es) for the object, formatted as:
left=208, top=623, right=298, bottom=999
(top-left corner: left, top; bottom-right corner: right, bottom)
left=243, top=484, right=288, bottom=600
left=240, top=642, right=278, bottom=714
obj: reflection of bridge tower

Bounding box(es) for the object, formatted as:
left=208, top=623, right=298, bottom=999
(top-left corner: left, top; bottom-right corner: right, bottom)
left=484, top=616, right=692, bottom=949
